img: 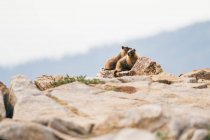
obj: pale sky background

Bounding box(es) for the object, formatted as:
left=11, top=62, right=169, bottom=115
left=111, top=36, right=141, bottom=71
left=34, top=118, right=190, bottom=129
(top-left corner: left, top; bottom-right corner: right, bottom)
left=1, top=0, right=210, bottom=68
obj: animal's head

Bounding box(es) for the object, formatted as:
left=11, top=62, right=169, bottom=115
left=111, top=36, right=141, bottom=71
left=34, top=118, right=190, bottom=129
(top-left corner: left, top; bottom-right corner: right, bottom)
left=128, top=49, right=136, bottom=57
left=121, top=46, right=132, bottom=56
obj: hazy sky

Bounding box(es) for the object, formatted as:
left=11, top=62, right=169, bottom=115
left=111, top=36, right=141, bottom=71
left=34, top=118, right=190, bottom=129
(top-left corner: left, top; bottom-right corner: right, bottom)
left=1, top=0, right=210, bottom=67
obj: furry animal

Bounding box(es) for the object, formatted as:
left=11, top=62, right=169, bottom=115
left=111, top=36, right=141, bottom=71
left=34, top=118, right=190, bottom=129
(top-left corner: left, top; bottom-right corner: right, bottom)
left=114, top=49, right=139, bottom=76
left=103, top=46, right=132, bottom=70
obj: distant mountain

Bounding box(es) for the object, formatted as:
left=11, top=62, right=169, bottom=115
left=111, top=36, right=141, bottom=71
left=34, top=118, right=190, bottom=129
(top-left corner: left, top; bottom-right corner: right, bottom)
left=1, top=21, right=210, bottom=85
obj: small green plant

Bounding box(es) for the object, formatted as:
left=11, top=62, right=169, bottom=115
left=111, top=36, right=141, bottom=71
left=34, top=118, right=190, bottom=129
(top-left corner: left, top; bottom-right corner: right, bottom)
left=206, top=130, right=210, bottom=140
left=156, top=131, right=169, bottom=140
left=51, top=75, right=103, bottom=87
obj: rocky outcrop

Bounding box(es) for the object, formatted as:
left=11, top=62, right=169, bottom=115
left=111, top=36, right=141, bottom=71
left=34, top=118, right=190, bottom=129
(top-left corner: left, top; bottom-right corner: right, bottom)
left=35, top=75, right=65, bottom=91
left=0, top=82, right=6, bottom=119
left=97, top=56, right=163, bottom=78
left=130, top=56, right=163, bottom=76
left=0, top=68, right=210, bottom=140
left=181, top=68, right=210, bottom=80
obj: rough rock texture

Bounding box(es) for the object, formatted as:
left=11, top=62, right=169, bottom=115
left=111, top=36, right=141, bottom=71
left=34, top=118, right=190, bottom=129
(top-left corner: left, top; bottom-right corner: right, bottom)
left=181, top=68, right=210, bottom=80
left=0, top=119, right=64, bottom=140
left=130, top=56, right=163, bottom=76
left=35, top=75, right=65, bottom=91
left=97, top=56, right=163, bottom=78
left=0, top=82, right=6, bottom=119
left=1, top=69, right=210, bottom=140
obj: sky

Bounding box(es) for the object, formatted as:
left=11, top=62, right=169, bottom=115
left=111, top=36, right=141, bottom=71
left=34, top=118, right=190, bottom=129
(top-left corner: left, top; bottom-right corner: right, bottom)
left=0, top=0, right=210, bottom=68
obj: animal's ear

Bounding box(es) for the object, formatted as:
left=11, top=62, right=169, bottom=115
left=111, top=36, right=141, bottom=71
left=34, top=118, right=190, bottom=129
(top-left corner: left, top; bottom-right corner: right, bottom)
left=122, top=46, right=125, bottom=49
left=133, top=49, right=136, bottom=51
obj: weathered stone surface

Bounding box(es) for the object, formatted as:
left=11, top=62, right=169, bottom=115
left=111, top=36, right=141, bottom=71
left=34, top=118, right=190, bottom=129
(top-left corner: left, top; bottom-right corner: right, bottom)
left=0, top=119, right=63, bottom=140
left=35, top=75, right=65, bottom=91
left=191, top=129, right=208, bottom=140
left=97, top=69, right=115, bottom=78
left=95, top=104, right=163, bottom=134
left=0, top=81, right=6, bottom=119
left=130, top=56, right=163, bottom=76
left=0, top=91, right=5, bottom=120
left=152, top=72, right=182, bottom=84
left=112, top=129, right=157, bottom=140
left=5, top=71, right=210, bottom=140
left=10, top=75, right=71, bottom=121
left=91, top=128, right=157, bottom=140
left=181, top=68, right=210, bottom=80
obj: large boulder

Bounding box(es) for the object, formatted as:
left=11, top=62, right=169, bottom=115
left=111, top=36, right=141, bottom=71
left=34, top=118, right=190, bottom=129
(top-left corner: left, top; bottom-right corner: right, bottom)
left=9, top=75, right=78, bottom=122
left=129, top=56, right=163, bottom=76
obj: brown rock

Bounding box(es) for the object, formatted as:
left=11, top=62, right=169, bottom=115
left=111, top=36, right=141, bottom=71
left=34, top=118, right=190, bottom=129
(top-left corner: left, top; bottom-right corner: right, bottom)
left=181, top=68, right=210, bottom=80
left=130, top=56, right=163, bottom=76
left=97, top=69, right=115, bottom=78
left=152, top=72, right=182, bottom=85
left=35, top=75, right=65, bottom=91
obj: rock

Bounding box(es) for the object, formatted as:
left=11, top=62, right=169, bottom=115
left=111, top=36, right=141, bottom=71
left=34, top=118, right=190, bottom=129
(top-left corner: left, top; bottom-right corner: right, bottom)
left=10, top=75, right=71, bottom=121
left=0, top=91, right=5, bottom=120
left=191, top=129, right=209, bottom=140
left=130, top=56, right=163, bottom=76
left=113, top=128, right=157, bottom=140
left=96, top=105, right=163, bottom=133
left=152, top=72, right=182, bottom=84
left=182, top=77, right=197, bottom=83
left=192, top=83, right=208, bottom=89
left=91, top=128, right=157, bottom=140
left=117, top=75, right=152, bottom=83
left=0, top=82, right=6, bottom=119
left=97, top=69, right=115, bottom=78
left=4, top=72, right=210, bottom=139
left=168, top=117, right=190, bottom=139
left=0, top=119, right=63, bottom=140
left=47, top=117, right=94, bottom=137
left=179, top=128, right=195, bottom=140
left=35, top=75, right=65, bottom=91
left=181, top=68, right=210, bottom=80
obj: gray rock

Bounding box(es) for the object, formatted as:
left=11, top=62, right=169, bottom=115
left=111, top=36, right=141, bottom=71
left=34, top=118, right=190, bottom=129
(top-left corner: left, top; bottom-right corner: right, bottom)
left=113, top=128, right=157, bottom=140
left=96, top=105, right=163, bottom=133
left=0, top=120, right=61, bottom=140
left=10, top=75, right=71, bottom=121
left=169, top=117, right=190, bottom=139
left=0, top=91, right=5, bottom=120
left=191, top=129, right=208, bottom=140
left=181, top=69, right=210, bottom=80
left=182, top=77, right=197, bottom=83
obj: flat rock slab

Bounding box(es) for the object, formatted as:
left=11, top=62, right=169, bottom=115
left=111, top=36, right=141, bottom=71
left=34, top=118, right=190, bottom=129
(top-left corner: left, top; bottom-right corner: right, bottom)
left=10, top=75, right=71, bottom=121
